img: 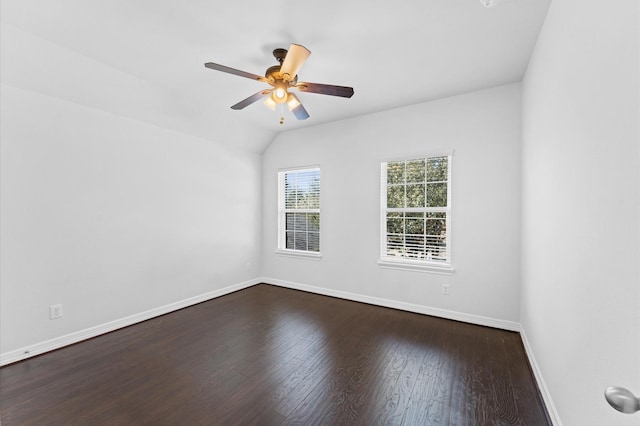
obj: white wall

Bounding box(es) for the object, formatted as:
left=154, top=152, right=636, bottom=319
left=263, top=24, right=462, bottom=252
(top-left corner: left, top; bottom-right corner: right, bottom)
left=521, top=0, right=640, bottom=424
left=262, top=84, right=522, bottom=326
left=0, top=33, right=263, bottom=360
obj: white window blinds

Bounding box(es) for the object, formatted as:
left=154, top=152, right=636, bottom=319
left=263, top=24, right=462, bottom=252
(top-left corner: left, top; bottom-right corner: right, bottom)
left=278, top=168, right=320, bottom=253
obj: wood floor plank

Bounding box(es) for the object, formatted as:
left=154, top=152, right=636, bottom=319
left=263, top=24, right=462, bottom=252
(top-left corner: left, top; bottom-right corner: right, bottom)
left=0, top=284, right=551, bottom=425
left=401, top=332, right=453, bottom=425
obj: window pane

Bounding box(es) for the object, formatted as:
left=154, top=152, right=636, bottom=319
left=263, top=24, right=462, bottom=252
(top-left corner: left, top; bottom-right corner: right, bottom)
left=285, top=184, right=296, bottom=208
left=406, top=160, right=425, bottom=183
left=386, top=235, right=404, bottom=256
left=286, top=231, right=295, bottom=250
left=406, top=184, right=425, bottom=208
left=285, top=169, right=321, bottom=209
left=307, top=213, right=320, bottom=232
left=387, top=185, right=404, bottom=208
left=387, top=161, right=405, bottom=184
left=405, top=215, right=425, bottom=235
left=307, top=178, right=320, bottom=209
left=427, top=157, right=448, bottom=182
left=405, top=235, right=426, bottom=258
left=294, top=232, right=307, bottom=251
left=406, top=212, right=424, bottom=218
left=294, top=213, right=307, bottom=231
left=426, top=212, right=447, bottom=219
left=426, top=182, right=447, bottom=207
left=308, top=232, right=320, bottom=252
left=296, top=188, right=308, bottom=208
left=286, top=213, right=295, bottom=231
left=426, top=235, right=447, bottom=260
left=426, top=218, right=446, bottom=236
left=387, top=213, right=404, bottom=234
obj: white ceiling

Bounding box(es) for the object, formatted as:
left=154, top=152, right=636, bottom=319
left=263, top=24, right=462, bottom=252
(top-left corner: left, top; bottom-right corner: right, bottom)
left=0, top=0, right=551, bottom=152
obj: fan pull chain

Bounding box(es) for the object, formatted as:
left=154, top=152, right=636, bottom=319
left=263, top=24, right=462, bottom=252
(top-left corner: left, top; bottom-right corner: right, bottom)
left=280, top=116, right=285, bottom=125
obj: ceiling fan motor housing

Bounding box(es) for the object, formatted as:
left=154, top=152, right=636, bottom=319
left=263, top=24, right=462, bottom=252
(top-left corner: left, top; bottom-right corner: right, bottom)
left=265, top=64, right=298, bottom=85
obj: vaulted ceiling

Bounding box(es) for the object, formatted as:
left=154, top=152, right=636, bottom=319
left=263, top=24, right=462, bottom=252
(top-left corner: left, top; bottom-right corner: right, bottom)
left=1, top=0, right=551, bottom=152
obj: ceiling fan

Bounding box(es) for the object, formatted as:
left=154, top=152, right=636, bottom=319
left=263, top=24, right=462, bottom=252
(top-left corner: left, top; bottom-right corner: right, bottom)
left=204, top=44, right=354, bottom=123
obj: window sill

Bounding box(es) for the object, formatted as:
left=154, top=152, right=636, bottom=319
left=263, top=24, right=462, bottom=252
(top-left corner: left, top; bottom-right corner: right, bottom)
left=377, top=259, right=455, bottom=275
left=276, top=249, right=322, bottom=260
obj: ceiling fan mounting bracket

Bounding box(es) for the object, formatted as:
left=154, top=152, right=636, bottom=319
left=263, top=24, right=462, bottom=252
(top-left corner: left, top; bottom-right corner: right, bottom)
left=272, top=48, right=288, bottom=64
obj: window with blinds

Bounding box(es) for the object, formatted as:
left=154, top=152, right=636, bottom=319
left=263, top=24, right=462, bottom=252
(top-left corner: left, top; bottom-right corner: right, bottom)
left=278, top=168, right=320, bottom=253
left=380, top=156, right=451, bottom=268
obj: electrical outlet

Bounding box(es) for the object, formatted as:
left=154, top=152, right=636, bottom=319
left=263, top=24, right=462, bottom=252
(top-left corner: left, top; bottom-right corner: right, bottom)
left=246, top=262, right=252, bottom=271
left=50, top=304, right=63, bottom=319
left=442, top=283, right=450, bottom=296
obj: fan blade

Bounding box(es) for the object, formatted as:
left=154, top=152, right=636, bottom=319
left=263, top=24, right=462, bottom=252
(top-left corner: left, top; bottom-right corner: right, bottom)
left=204, top=62, right=266, bottom=82
left=231, top=90, right=272, bottom=110
left=280, top=44, right=311, bottom=81
left=296, top=82, right=354, bottom=98
left=287, top=93, right=309, bottom=120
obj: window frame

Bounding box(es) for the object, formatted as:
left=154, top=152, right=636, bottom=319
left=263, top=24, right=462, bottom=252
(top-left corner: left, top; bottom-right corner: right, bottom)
left=277, top=166, right=322, bottom=259
left=378, top=154, right=454, bottom=274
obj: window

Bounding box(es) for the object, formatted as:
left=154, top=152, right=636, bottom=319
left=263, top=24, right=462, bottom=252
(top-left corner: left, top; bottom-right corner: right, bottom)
left=380, top=155, right=452, bottom=272
left=278, top=167, right=320, bottom=255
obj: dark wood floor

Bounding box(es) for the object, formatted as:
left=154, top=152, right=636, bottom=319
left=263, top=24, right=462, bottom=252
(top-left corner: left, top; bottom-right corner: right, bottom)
left=0, top=284, right=550, bottom=425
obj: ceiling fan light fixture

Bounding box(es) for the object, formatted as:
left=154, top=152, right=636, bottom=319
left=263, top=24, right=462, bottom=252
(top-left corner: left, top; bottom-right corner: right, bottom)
left=286, top=93, right=301, bottom=110
left=264, top=96, right=277, bottom=111
left=272, top=83, right=288, bottom=104
left=274, top=88, right=286, bottom=99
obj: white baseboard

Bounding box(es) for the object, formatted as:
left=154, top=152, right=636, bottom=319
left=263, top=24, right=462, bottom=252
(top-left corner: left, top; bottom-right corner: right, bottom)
left=261, top=277, right=521, bottom=332
left=0, top=278, right=261, bottom=367
left=520, top=328, right=562, bottom=426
